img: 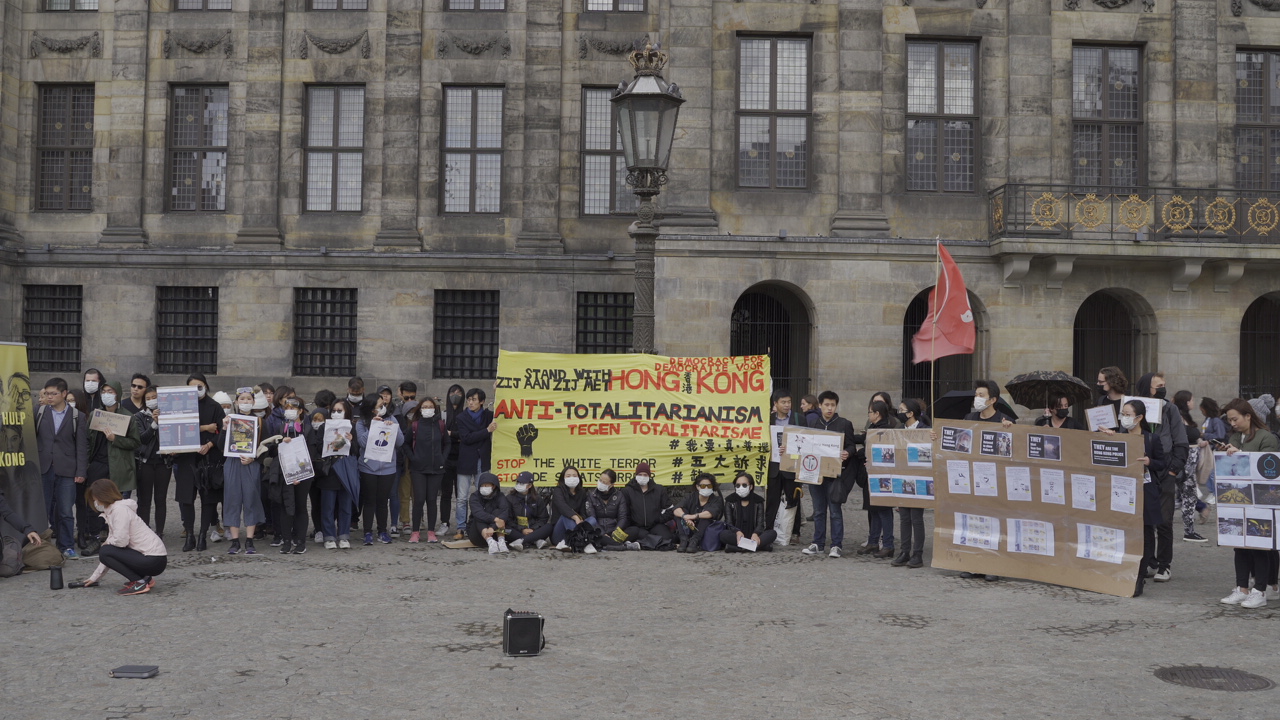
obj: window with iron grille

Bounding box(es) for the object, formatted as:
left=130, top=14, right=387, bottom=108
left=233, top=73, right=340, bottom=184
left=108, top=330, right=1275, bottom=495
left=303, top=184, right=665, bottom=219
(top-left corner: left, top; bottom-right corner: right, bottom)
left=37, top=85, right=94, bottom=211
left=1235, top=51, right=1280, bottom=191
left=576, top=292, right=633, bottom=353
left=737, top=36, right=811, bottom=190
left=293, top=288, right=358, bottom=377
left=308, top=0, right=366, bottom=9
left=176, top=0, right=230, bottom=9
left=447, top=0, right=503, bottom=9
left=1072, top=46, right=1143, bottom=189
left=443, top=87, right=504, bottom=214
left=581, top=88, right=638, bottom=216
left=433, top=290, right=499, bottom=378
left=44, top=0, right=97, bottom=10
left=906, top=41, right=977, bottom=193
left=168, top=86, right=228, bottom=212
left=305, top=86, right=364, bottom=212
left=23, top=285, right=82, bottom=373
left=156, top=287, right=219, bottom=374
left=585, top=0, right=643, bottom=11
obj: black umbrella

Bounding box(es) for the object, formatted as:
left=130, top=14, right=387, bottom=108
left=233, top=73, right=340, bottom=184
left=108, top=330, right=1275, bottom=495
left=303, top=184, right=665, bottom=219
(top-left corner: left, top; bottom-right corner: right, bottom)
left=931, top=390, right=1019, bottom=421
left=1004, top=371, right=1093, bottom=411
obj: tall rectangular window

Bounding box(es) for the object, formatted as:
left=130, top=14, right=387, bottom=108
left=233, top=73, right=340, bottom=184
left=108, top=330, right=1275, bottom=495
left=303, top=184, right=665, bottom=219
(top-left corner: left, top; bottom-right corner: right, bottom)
left=906, top=41, right=977, bottom=193
left=433, top=290, right=499, bottom=379
left=581, top=88, right=638, bottom=216
left=737, top=36, right=810, bottom=189
left=1235, top=50, right=1280, bottom=191
left=443, top=87, right=504, bottom=214
left=576, top=292, right=634, bottom=353
left=23, top=285, right=82, bottom=373
left=585, top=0, right=644, bottom=10
left=37, top=85, right=94, bottom=212
left=293, top=288, right=358, bottom=376
left=169, top=86, right=228, bottom=212
left=1072, top=46, right=1142, bottom=188
left=156, top=287, right=219, bottom=374
left=447, top=0, right=503, bottom=9
left=306, top=86, right=364, bottom=212
left=308, top=0, right=366, bottom=9
left=176, top=0, right=231, bottom=8
left=44, top=0, right=97, bottom=10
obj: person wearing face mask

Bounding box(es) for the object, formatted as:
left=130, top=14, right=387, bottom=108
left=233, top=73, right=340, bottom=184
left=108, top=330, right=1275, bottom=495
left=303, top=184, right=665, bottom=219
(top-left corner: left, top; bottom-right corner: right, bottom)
left=212, top=391, right=234, bottom=415
left=345, top=377, right=366, bottom=421
left=467, top=473, right=513, bottom=554
left=74, top=479, right=167, bottom=596
left=890, top=398, right=930, bottom=569
left=674, top=472, right=724, bottom=553
left=263, top=386, right=302, bottom=547
left=357, top=395, right=405, bottom=545
left=858, top=400, right=897, bottom=559
left=316, top=400, right=360, bottom=549
left=440, top=384, right=466, bottom=536
left=1034, top=395, right=1083, bottom=431
left=173, top=373, right=226, bottom=552
left=88, top=380, right=141, bottom=509
left=267, top=393, right=314, bottom=554
left=82, top=368, right=105, bottom=411
left=404, top=397, right=451, bottom=543
left=1219, top=398, right=1280, bottom=609
left=1102, top=399, right=1167, bottom=595
left=897, top=398, right=930, bottom=430
left=620, top=461, right=675, bottom=550
left=307, top=390, right=336, bottom=543
left=1172, top=390, right=1208, bottom=543
left=219, top=389, right=267, bottom=555
left=1094, top=367, right=1127, bottom=430
left=585, top=469, right=635, bottom=550
left=1135, top=372, right=1188, bottom=584
left=506, top=471, right=552, bottom=550
left=452, top=388, right=497, bottom=541
left=550, top=466, right=590, bottom=549
left=963, top=380, right=1015, bottom=427
left=720, top=471, right=775, bottom=552
left=131, top=386, right=170, bottom=535
left=392, top=382, right=419, bottom=533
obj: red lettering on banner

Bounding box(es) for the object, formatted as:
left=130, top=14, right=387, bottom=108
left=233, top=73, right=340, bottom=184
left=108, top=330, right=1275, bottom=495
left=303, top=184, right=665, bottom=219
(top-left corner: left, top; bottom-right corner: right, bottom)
left=495, top=399, right=519, bottom=419
left=569, top=423, right=621, bottom=436
left=537, top=400, right=555, bottom=419
left=497, top=458, right=526, bottom=469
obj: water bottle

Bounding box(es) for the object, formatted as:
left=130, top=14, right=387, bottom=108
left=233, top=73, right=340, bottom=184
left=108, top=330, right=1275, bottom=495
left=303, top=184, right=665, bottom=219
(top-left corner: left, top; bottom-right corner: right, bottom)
left=49, top=565, right=63, bottom=590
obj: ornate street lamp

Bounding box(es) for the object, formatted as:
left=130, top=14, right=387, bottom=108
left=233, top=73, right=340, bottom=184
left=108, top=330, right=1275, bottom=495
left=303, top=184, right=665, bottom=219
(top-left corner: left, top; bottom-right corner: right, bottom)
left=611, top=41, right=684, bottom=355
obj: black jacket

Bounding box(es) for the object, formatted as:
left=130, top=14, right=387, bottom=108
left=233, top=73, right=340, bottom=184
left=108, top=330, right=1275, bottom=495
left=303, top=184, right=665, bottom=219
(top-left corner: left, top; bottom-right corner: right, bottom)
left=133, top=409, right=164, bottom=464
left=469, top=490, right=514, bottom=528
left=585, top=487, right=629, bottom=534
left=551, top=484, right=589, bottom=520
left=404, top=415, right=451, bottom=474
left=507, top=489, right=550, bottom=531
left=35, top=404, right=88, bottom=478
left=455, top=408, right=494, bottom=474
left=723, top=491, right=767, bottom=536
left=621, top=479, right=673, bottom=528
left=679, top=491, right=724, bottom=521
left=768, top=411, right=804, bottom=480
left=443, top=384, right=465, bottom=467
left=1135, top=373, right=1190, bottom=481
left=1034, top=415, right=1084, bottom=431
left=1124, top=428, right=1168, bottom=526
left=809, top=412, right=859, bottom=502
left=0, top=490, right=34, bottom=537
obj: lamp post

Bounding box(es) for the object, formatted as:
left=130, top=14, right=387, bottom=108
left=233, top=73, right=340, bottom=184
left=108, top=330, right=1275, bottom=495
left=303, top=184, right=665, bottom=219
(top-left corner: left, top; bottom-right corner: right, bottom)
left=611, top=42, right=684, bottom=355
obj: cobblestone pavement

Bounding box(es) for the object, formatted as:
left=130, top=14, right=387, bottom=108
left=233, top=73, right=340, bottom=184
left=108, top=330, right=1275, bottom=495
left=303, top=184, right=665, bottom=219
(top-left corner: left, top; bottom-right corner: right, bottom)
left=2, top=498, right=1277, bottom=720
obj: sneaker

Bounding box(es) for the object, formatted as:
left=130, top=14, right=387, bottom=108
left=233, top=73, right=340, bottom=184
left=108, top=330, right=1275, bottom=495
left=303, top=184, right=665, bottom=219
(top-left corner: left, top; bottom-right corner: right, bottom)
left=292, top=545, right=307, bottom=555
left=270, top=538, right=284, bottom=548
left=363, top=532, right=374, bottom=546
left=244, top=539, right=257, bottom=555
left=426, top=531, right=438, bottom=543
left=535, top=539, right=549, bottom=550
left=279, top=541, right=293, bottom=555
left=625, top=541, right=641, bottom=551
left=1268, top=585, right=1280, bottom=601
left=1144, top=566, right=1156, bottom=578
left=1241, top=588, right=1268, bottom=609
left=1183, top=532, right=1208, bottom=543
left=453, top=531, right=466, bottom=541
left=828, top=546, right=842, bottom=559
left=801, top=543, right=820, bottom=555
left=315, top=531, right=324, bottom=543
left=227, top=539, right=241, bottom=555
left=1154, top=568, right=1171, bottom=582
left=209, top=529, right=223, bottom=543
left=409, top=532, right=421, bottom=544
left=508, top=538, right=524, bottom=551
left=62, top=548, right=80, bottom=560
left=338, top=538, right=351, bottom=549
left=390, top=525, right=400, bottom=537
left=117, top=579, right=151, bottom=596
left=378, top=532, right=392, bottom=544
left=555, top=540, right=570, bottom=551
left=487, top=537, right=500, bottom=555
left=583, top=544, right=598, bottom=554
left=1221, top=588, right=1249, bottom=605
left=496, top=537, right=509, bottom=553
left=324, top=540, right=337, bottom=550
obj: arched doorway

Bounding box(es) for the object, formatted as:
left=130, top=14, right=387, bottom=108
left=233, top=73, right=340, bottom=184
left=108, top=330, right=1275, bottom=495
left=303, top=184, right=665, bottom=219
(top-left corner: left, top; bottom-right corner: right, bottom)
left=1240, top=294, right=1280, bottom=402
left=730, top=284, right=812, bottom=399
left=1072, top=289, right=1156, bottom=389
left=901, top=287, right=986, bottom=404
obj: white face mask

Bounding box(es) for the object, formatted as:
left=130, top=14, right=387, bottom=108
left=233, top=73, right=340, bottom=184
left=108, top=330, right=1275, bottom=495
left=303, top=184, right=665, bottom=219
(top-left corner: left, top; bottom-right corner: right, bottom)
left=238, top=403, right=253, bottom=414
left=1120, top=414, right=1137, bottom=430
left=635, top=475, right=650, bottom=486
left=421, top=408, right=435, bottom=419
left=93, top=501, right=106, bottom=512
left=331, top=411, right=345, bottom=421
left=698, top=487, right=714, bottom=498
left=564, top=475, right=580, bottom=488
left=735, top=485, right=751, bottom=498
left=145, top=398, right=158, bottom=410
left=84, top=381, right=99, bottom=394
left=196, top=386, right=207, bottom=398
left=101, top=393, right=117, bottom=407
left=312, top=421, right=324, bottom=431
left=515, top=483, right=530, bottom=494
left=254, top=410, right=266, bottom=417
left=348, top=394, right=362, bottom=403
left=67, top=400, right=76, bottom=408
left=376, top=407, right=387, bottom=417
left=285, top=409, right=299, bottom=421
left=479, top=486, right=494, bottom=497
left=972, top=397, right=988, bottom=412
left=597, top=481, right=611, bottom=493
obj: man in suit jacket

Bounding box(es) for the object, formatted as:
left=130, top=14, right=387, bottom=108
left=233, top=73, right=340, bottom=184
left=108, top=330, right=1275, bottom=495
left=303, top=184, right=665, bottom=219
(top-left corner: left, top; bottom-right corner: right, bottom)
left=36, top=377, right=88, bottom=558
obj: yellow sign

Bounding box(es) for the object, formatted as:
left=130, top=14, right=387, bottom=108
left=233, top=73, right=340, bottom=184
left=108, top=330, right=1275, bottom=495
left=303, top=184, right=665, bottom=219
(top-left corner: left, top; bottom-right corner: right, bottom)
left=492, top=351, right=771, bottom=486
left=0, top=342, right=45, bottom=535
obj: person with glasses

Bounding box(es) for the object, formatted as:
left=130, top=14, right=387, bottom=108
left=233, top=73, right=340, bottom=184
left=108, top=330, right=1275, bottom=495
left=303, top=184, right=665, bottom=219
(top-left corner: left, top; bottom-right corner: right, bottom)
left=121, top=374, right=150, bottom=414
left=720, top=471, right=775, bottom=552
left=674, top=472, right=724, bottom=553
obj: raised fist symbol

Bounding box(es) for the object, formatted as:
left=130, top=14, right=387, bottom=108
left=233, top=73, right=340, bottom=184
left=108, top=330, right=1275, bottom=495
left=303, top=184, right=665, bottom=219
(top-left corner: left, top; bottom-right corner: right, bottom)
left=517, top=423, right=539, bottom=457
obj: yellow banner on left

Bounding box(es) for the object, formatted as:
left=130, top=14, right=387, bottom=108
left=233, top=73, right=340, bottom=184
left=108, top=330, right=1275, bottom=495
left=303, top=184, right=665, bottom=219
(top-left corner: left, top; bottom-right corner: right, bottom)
left=491, top=351, right=771, bottom=486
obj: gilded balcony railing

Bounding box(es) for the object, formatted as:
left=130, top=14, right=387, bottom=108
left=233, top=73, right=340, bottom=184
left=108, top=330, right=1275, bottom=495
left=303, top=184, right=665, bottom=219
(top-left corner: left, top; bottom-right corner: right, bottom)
left=988, top=184, right=1280, bottom=243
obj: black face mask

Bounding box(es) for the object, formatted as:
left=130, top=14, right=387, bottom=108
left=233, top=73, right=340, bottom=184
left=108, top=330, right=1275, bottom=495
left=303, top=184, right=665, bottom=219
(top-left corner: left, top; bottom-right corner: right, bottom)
left=1152, top=387, right=1167, bottom=400
left=1055, top=407, right=1070, bottom=419
left=1097, top=384, right=1107, bottom=395
left=896, top=412, right=909, bottom=424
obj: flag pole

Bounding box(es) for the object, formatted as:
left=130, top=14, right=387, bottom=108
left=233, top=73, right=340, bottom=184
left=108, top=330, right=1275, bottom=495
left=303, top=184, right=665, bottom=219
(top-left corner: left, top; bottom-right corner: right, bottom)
left=930, top=236, right=940, bottom=419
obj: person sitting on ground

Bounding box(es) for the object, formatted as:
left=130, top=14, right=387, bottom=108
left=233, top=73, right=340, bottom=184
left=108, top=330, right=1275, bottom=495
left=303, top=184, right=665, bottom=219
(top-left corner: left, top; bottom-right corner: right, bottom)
left=674, top=472, right=724, bottom=553
left=76, top=479, right=167, bottom=596
left=620, top=461, right=675, bottom=550
left=467, top=473, right=512, bottom=554
left=585, top=469, right=634, bottom=550
left=721, top=471, right=775, bottom=552
left=506, top=471, right=552, bottom=550
left=0, top=485, right=43, bottom=575
left=551, top=466, right=590, bottom=551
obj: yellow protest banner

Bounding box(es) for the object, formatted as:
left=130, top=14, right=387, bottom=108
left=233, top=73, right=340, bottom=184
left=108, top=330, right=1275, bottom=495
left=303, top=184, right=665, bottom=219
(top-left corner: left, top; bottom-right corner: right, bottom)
left=0, top=342, right=46, bottom=536
left=492, top=351, right=771, bottom=486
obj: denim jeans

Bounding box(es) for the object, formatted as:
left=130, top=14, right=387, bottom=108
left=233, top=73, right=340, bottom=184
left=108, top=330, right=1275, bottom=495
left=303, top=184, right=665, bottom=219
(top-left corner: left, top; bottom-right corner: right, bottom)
left=455, top=472, right=479, bottom=530
left=44, top=469, right=77, bottom=552
left=320, top=487, right=355, bottom=540
left=809, top=479, right=843, bottom=550
left=551, top=515, right=596, bottom=543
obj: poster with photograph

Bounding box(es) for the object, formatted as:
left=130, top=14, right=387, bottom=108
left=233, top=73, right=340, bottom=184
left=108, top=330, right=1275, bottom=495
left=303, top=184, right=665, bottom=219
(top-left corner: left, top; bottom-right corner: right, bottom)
left=362, top=420, right=400, bottom=464
left=864, top=428, right=935, bottom=508
left=1212, top=452, right=1280, bottom=548
left=1217, top=507, right=1245, bottom=548
left=1245, top=507, right=1275, bottom=550
left=907, top=443, right=933, bottom=467
left=770, top=425, right=786, bottom=463
left=1027, top=434, right=1062, bottom=462
left=278, top=437, right=315, bottom=484
left=870, top=444, right=897, bottom=467
left=980, top=430, right=1013, bottom=458
left=222, top=414, right=259, bottom=459
left=322, top=419, right=353, bottom=458
left=940, top=427, right=973, bottom=454
left=868, top=475, right=935, bottom=501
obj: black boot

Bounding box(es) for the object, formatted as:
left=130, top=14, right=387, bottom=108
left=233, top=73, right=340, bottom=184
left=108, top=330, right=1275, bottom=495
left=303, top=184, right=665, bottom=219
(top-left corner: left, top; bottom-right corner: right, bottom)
left=182, top=532, right=196, bottom=552
left=907, top=551, right=924, bottom=568
left=677, top=536, right=691, bottom=553
left=195, top=534, right=207, bottom=552
left=688, top=532, right=704, bottom=553
left=890, top=550, right=910, bottom=567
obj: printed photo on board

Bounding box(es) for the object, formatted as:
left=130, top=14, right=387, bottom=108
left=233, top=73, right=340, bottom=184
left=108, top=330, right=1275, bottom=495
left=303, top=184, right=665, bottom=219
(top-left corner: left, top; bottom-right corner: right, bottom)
left=1216, top=453, right=1252, bottom=479
left=940, top=427, right=973, bottom=454
left=979, top=430, right=1013, bottom=458
left=906, top=443, right=933, bottom=467
left=1027, top=433, right=1062, bottom=462
left=1217, top=481, right=1255, bottom=505
left=871, top=445, right=896, bottom=467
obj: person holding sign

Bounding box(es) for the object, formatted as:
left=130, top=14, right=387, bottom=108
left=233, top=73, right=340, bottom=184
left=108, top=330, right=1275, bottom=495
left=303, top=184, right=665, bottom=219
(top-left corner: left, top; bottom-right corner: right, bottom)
left=317, top=400, right=360, bottom=550
left=357, top=396, right=404, bottom=546
left=802, top=391, right=857, bottom=558
left=766, top=390, right=804, bottom=541
left=1094, top=367, right=1127, bottom=431
left=132, top=386, right=170, bottom=536
left=175, top=373, right=226, bottom=554
left=891, top=399, right=930, bottom=569
left=506, top=471, right=552, bottom=550
left=219, top=389, right=266, bottom=556
left=270, top=396, right=315, bottom=555
left=675, top=473, right=725, bottom=553
left=720, top=471, right=775, bottom=552
left=621, top=461, right=676, bottom=550
left=1219, top=399, right=1280, bottom=609
left=1103, top=400, right=1167, bottom=588
left=1136, top=373, right=1189, bottom=583
left=964, top=381, right=1015, bottom=427
left=90, top=382, right=141, bottom=499
left=452, top=389, right=496, bottom=541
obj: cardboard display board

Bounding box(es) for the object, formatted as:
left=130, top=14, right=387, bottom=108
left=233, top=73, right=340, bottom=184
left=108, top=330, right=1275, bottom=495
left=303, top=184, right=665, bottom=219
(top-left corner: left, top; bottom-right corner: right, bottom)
left=778, top=427, right=845, bottom=483
left=932, top=421, right=1146, bottom=598
left=1213, top=451, right=1280, bottom=549
left=866, top=428, right=936, bottom=509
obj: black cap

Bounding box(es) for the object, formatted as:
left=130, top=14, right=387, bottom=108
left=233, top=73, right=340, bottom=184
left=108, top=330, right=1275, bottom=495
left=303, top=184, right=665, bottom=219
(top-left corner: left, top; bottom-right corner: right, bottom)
left=515, top=471, right=534, bottom=485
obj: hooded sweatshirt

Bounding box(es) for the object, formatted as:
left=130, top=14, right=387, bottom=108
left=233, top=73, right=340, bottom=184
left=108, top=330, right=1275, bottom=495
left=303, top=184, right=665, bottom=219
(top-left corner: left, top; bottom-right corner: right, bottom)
left=469, top=475, right=514, bottom=527
left=1135, top=373, right=1189, bottom=480
left=621, top=478, right=673, bottom=528
left=86, top=498, right=166, bottom=583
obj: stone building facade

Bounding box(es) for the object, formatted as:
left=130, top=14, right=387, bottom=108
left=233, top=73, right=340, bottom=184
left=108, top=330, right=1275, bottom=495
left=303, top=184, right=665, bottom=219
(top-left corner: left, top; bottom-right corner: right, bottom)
left=1, top=0, right=1279, bottom=414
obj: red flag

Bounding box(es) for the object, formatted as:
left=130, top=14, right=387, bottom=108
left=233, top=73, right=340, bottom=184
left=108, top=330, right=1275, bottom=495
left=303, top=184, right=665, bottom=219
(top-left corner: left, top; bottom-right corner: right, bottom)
left=912, top=242, right=976, bottom=364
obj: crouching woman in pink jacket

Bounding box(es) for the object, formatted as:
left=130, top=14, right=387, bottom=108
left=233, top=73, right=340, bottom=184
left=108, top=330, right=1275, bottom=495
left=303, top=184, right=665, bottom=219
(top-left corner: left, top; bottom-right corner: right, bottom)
left=77, top=479, right=168, bottom=595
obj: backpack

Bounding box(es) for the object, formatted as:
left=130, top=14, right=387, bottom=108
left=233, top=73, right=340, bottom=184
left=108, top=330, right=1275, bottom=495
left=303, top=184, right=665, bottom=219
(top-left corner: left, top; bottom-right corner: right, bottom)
left=36, top=404, right=79, bottom=435
left=22, top=529, right=64, bottom=571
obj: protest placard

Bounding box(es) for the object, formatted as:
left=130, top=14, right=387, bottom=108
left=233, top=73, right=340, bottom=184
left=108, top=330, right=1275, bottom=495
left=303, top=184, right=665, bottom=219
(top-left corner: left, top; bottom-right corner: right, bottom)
left=222, top=414, right=259, bottom=459
left=322, top=419, right=353, bottom=458
left=278, top=437, right=315, bottom=484
left=88, top=409, right=132, bottom=436
left=866, top=428, right=935, bottom=509
left=1212, top=451, right=1280, bottom=549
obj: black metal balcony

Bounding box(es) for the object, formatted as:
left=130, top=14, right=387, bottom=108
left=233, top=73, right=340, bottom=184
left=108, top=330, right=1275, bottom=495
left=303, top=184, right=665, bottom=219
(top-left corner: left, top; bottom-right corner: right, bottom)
left=989, top=184, right=1280, bottom=243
